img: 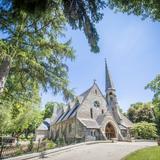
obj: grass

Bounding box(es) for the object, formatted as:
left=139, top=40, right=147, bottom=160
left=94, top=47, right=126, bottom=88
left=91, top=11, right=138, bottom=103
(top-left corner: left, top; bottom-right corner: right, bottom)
left=122, top=146, right=160, bottom=160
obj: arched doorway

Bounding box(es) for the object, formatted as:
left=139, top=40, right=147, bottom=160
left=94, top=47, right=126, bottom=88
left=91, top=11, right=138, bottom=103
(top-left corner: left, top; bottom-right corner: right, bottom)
left=105, top=122, right=116, bottom=139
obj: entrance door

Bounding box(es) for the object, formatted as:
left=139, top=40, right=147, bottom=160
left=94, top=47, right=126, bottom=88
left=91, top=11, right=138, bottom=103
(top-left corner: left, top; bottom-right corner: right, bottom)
left=105, top=123, right=116, bottom=139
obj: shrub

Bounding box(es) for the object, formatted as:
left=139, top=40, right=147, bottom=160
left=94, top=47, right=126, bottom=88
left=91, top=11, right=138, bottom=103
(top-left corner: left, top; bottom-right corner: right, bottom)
left=28, top=138, right=34, bottom=151
left=43, top=139, right=56, bottom=149
left=131, top=121, right=158, bottom=139
left=15, top=149, right=23, bottom=156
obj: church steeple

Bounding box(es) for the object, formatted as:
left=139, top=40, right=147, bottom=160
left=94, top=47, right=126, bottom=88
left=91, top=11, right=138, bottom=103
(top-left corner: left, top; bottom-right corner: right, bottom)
left=105, top=59, right=122, bottom=122
left=105, top=59, right=115, bottom=92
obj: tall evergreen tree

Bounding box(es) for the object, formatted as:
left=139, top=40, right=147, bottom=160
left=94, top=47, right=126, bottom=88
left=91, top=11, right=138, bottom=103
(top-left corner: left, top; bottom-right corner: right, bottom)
left=0, top=4, right=74, bottom=99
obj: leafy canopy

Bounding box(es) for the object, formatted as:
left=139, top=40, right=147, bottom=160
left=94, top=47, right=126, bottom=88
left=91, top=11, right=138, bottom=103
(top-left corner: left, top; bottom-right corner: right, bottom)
left=131, top=121, right=157, bottom=139
left=106, top=0, right=160, bottom=21
left=4, top=0, right=160, bottom=53
left=127, top=102, right=155, bottom=123
left=146, top=74, right=160, bottom=134
left=1, top=0, right=107, bottom=53
left=0, top=2, right=75, bottom=100
left=43, top=101, right=66, bottom=119
left=0, top=85, right=43, bottom=138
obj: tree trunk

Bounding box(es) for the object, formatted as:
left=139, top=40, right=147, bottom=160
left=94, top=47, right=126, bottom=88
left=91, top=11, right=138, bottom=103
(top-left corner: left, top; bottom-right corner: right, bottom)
left=0, top=57, right=11, bottom=93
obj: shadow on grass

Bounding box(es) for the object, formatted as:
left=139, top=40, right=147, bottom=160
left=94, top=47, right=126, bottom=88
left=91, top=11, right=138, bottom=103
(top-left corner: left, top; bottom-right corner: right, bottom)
left=122, top=146, right=160, bottom=160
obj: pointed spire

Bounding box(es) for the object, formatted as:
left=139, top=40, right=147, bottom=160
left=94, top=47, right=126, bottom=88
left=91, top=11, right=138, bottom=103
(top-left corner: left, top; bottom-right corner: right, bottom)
left=105, top=59, right=115, bottom=92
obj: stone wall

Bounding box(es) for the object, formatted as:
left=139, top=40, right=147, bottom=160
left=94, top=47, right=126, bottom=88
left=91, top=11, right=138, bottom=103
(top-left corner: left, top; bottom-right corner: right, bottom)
left=77, top=84, right=108, bottom=120
left=50, top=117, right=86, bottom=144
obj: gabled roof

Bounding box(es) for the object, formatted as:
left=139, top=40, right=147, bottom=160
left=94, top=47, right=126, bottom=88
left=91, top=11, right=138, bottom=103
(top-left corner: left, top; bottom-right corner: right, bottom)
left=51, top=82, right=106, bottom=126
left=120, top=114, right=133, bottom=128
left=37, top=118, right=51, bottom=131
left=62, top=103, right=80, bottom=121
left=37, top=123, right=48, bottom=131
left=78, top=118, right=100, bottom=129
left=52, top=83, right=98, bottom=125
left=80, top=86, right=92, bottom=97
left=119, top=124, right=127, bottom=130
left=44, top=118, right=51, bottom=125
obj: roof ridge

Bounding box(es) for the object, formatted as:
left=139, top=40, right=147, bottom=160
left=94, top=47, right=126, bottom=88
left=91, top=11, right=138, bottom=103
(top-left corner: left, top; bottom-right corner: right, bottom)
left=79, top=86, right=92, bottom=97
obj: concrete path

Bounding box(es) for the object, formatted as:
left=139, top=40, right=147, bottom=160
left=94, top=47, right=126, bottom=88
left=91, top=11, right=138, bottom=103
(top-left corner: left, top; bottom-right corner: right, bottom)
left=32, top=142, right=156, bottom=160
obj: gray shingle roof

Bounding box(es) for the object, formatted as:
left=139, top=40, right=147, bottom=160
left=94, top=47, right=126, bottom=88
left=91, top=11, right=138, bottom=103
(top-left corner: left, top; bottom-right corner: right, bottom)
left=44, top=118, right=51, bottom=125
left=78, top=118, right=100, bottom=129
left=80, top=86, right=92, bottom=97
left=119, top=124, right=127, bottom=130
left=52, top=85, right=94, bottom=125
left=37, top=118, right=51, bottom=130
left=96, top=111, right=113, bottom=125
left=37, top=123, right=48, bottom=131
left=120, top=114, right=133, bottom=128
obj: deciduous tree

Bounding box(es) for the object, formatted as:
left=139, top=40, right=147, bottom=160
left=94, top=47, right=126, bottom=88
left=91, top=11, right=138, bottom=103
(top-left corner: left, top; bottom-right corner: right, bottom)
left=131, top=121, right=157, bottom=139
left=107, top=0, right=160, bottom=22
left=43, top=102, right=66, bottom=119
left=146, top=74, right=160, bottom=134
left=127, top=102, right=155, bottom=123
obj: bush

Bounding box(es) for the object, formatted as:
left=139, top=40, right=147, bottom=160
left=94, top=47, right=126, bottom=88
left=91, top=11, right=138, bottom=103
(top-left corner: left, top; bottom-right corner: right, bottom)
left=15, top=149, right=23, bottom=156
left=43, top=139, right=56, bottom=149
left=131, top=121, right=158, bottom=139
left=28, top=138, right=34, bottom=151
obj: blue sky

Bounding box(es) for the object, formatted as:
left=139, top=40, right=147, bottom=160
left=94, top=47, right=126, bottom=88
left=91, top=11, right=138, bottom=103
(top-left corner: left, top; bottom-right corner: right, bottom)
left=41, top=9, right=160, bottom=112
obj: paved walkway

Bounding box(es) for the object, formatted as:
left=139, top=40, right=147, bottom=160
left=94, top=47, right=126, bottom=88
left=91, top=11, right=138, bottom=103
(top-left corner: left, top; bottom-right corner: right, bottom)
left=33, top=142, right=156, bottom=160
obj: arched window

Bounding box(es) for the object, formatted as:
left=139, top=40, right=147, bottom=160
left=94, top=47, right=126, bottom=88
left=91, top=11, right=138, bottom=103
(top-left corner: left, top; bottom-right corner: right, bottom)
left=95, top=89, right=97, bottom=95
left=90, top=108, right=93, bottom=119
left=94, top=101, right=100, bottom=108
left=102, top=109, right=104, bottom=114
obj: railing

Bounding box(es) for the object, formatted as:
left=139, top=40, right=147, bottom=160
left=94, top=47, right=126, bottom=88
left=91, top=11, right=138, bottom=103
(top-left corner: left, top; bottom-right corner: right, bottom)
left=0, top=137, right=87, bottom=159
left=0, top=141, right=46, bottom=159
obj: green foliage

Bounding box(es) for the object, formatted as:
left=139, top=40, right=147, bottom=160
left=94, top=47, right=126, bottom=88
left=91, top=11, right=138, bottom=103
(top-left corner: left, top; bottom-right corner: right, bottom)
left=43, top=102, right=66, bottom=119
left=43, top=139, right=56, bottom=149
left=4, top=0, right=160, bottom=53
left=62, top=0, right=106, bottom=53
left=15, top=149, right=24, bottom=156
left=131, top=122, right=157, bottom=139
left=2, top=0, right=107, bottom=53
left=28, top=138, right=34, bottom=151
left=0, top=105, right=12, bottom=135
left=145, top=75, right=160, bottom=109
left=127, top=102, right=155, bottom=123
left=0, top=84, right=43, bottom=139
left=9, top=105, right=43, bottom=138
left=0, top=2, right=75, bottom=101
left=122, top=146, right=160, bottom=160
left=106, top=0, right=160, bottom=22
left=146, top=74, right=160, bottom=135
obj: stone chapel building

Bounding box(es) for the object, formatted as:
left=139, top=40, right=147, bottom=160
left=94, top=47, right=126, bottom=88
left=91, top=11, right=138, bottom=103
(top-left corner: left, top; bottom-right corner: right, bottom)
left=50, top=60, right=133, bottom=143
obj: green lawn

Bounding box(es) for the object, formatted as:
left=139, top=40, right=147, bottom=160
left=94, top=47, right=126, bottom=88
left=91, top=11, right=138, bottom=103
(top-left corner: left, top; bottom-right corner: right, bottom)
left=122, top=146, right=160, bottom=160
